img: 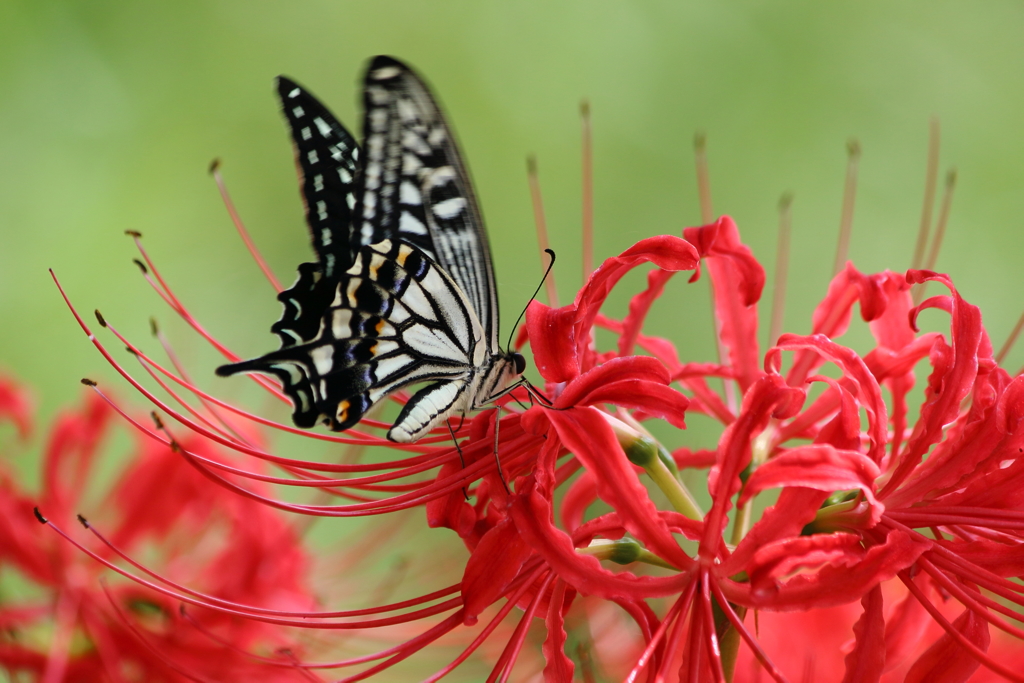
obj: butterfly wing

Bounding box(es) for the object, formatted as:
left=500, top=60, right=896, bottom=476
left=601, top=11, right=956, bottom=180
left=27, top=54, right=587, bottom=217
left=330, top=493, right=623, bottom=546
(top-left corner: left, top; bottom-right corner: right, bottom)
left=356, top=56, right=500, bottom=351
left=219, top=57, right=505, bottom=438
left=271, top=77, right=361, bottom=348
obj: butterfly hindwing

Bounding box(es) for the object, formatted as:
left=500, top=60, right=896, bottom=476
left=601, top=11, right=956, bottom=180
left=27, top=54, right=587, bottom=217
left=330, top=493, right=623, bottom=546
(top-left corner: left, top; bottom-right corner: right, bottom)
left=218, top=240, right=481, bottom=433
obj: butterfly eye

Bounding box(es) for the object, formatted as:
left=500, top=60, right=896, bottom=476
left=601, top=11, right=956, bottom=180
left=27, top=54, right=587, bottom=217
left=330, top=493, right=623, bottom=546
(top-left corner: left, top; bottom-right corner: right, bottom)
left=512, top=352, right=526, bottom=376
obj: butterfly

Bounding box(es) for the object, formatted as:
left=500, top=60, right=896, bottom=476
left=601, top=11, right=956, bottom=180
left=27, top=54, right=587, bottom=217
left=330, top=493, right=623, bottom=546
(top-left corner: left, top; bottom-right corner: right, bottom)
left=217, top=55, right=526, bottom=444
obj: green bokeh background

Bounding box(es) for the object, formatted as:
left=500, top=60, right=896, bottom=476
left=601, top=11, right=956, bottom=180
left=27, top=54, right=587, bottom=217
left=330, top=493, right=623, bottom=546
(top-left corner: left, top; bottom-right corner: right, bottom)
left=3, top=0, right=1024, bottom=676
left=0, top=1, right=1021, bottom=429
left=4, top=1, right=1024, bottom=438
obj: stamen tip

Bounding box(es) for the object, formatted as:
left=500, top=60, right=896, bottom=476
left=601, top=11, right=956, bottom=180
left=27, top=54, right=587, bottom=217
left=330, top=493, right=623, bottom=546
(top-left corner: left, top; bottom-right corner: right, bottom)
left=847, top=138, right=861, bottom=158
left=76, top=514, right=89, bottom=528
left=526, top=154, right=538, bottom=175
left=125, top=345, right=138, bottom=356
left=132, top=258, right=148, bottom=275
left=209, top=158, right=221, bottom=174
left=946, top=168, right=958, bottom=186
left=149, top=317, right=159, bottom=336
left=94, top=310, right=107, bottom=327
left=693, top=131, right=707, bottom=151
left=579, top=99, right=590, bottom=118
left=33, top=507, right=46, bottom=524
left=778, top=192, right=794, bottom=211
left=150, top=411, right=164, bottom=429
left=124, top=230, right=142, bottom=238
left=80, top=378, right=97, bottom=387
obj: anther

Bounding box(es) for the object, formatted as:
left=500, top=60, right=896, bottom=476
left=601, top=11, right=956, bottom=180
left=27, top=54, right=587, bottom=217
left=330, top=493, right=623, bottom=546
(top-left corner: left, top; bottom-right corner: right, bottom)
left=33, top=507, right=47, bottom=524
left=124, top=230, right=143, bottom=238
left=80, top=378, right=97, bottom=386
left=94, top=310, right=107, bottom=327
left=132, top=258, right=148, bottom=274
left=208, top=157, right=221, bottom=174
left=76, top=514, right=89, bottom=528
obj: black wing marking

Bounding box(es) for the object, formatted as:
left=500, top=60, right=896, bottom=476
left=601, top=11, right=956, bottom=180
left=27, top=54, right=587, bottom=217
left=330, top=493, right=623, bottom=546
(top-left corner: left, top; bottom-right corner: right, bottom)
left=271, top=77, right=361, bottom=348
left=218, top=240, right=479, bottom=432
left=356, top=56, right=501, bottom=350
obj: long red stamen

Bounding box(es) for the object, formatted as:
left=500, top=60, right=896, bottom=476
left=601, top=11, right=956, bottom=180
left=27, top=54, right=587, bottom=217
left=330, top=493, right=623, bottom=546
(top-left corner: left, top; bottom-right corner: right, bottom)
left=527, top=155, right=559, bottom=306
left=832, top=139, right=861, bottom=276
left=914, top=168, right=958, bottom=304
left=996, top=309, right=1024, bottom=365
left=421, top=565, right=549, bottom=683
left=625, top=577, right=696, bottom=682
left=41, top=515, right=463, bottom=627
left=581, top=100, right=594, bottom=281
left=899, top=570, right=1024, bottom=682
left=694, top=132, right=713, bottom=224
left=769, top=193, right=793, bottom=348
left=919, top=557, right=1024, bottom=636
left=709, top=579, right=788, bottom=682
left=911, top=118, right=941, bottom=270
left=210, top=159, right=283, bottom=293
left=491, top=572, right=554, bottom=683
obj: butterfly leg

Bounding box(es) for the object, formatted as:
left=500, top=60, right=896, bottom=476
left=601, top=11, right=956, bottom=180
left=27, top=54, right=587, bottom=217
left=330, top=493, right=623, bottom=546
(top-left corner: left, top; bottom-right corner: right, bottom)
left=447, top=420, right=470, bottom=501
left=492, top=406, right=511, bottom=495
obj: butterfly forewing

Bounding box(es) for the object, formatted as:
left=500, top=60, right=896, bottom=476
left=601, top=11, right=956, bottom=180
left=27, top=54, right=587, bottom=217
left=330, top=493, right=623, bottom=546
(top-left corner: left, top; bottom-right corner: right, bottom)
left=271, top=78, right=361, bottom=349
left=357, top=56, right=500, bottom=350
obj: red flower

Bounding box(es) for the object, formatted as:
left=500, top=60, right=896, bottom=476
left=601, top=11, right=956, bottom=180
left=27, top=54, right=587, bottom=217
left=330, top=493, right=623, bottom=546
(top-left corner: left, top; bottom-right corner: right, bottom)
left=0, top=377, right=318, bottom=681
left=446, top=215, right=1024, bottom=681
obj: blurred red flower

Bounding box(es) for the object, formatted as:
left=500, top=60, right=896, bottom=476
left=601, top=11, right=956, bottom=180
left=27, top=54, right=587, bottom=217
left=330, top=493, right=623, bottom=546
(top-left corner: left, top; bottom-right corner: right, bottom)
left=0, top=376, right=317, bottom=682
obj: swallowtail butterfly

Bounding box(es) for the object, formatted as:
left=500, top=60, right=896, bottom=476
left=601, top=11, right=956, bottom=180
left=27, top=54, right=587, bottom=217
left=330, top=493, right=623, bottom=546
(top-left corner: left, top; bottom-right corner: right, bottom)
left=217, top=56, right=526, bottom=443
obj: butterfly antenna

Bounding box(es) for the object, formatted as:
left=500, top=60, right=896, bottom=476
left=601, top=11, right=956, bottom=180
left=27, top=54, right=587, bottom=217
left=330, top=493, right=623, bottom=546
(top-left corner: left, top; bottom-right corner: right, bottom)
left=506, top=248, right=557, bottom=354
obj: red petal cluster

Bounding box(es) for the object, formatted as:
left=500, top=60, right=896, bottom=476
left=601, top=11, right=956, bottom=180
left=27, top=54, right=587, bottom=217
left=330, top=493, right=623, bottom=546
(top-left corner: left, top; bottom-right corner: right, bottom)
left=0, top=379, right=317, bottom=681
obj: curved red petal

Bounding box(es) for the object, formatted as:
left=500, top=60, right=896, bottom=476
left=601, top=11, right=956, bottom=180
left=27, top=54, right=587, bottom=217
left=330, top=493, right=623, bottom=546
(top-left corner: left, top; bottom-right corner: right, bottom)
left=903, top=608, right=990, bottom=683
left=526, top=301, right=580, bottom=383
left=547, top=408, right=691, bottom=569
left=461, top=517, right=534, bottom=621
left=684, top=216, right=764, bottom=391
left=840, top=586, right=885, bottom=683
left=738, top=445, right=882, bottom=514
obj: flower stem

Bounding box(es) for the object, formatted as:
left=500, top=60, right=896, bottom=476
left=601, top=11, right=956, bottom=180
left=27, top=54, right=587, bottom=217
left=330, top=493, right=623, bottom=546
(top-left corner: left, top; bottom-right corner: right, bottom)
left=611, top=412, right=704, bottom=519
left=579, top=538, right=677, bottom=570
left=730, top=425, right=775, bottom=545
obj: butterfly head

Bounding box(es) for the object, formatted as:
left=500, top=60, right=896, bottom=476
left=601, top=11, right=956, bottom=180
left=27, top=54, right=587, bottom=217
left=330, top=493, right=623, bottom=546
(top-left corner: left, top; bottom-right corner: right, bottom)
left=512, top=351, right=526, bottom=376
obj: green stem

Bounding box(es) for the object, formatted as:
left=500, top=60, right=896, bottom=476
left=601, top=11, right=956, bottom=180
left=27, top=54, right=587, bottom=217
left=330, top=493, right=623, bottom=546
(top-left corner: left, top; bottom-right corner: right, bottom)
left=578, top=539, right=676, bottom=570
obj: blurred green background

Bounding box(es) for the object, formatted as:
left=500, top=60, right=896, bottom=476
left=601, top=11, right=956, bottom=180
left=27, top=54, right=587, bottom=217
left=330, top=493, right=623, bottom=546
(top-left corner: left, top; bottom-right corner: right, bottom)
left=3, top=0, right=1024, bottom=677
left=3, top=1, right=1024, bottom=475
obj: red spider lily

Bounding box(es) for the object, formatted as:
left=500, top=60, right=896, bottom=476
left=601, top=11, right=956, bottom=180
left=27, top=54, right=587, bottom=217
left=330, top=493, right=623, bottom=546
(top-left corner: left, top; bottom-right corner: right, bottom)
left=444, top=214, right=1024, bottom=681
left=0, top=377, right=319, bottom=681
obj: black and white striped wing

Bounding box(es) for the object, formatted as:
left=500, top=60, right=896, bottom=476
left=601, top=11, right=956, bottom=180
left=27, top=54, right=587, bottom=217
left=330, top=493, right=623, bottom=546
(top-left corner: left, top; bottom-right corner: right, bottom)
left=218, top=240, right=484, bottom=440
left=356, top=56, right=501, bottom=351
left=271, top=77, right=361, bottom=348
